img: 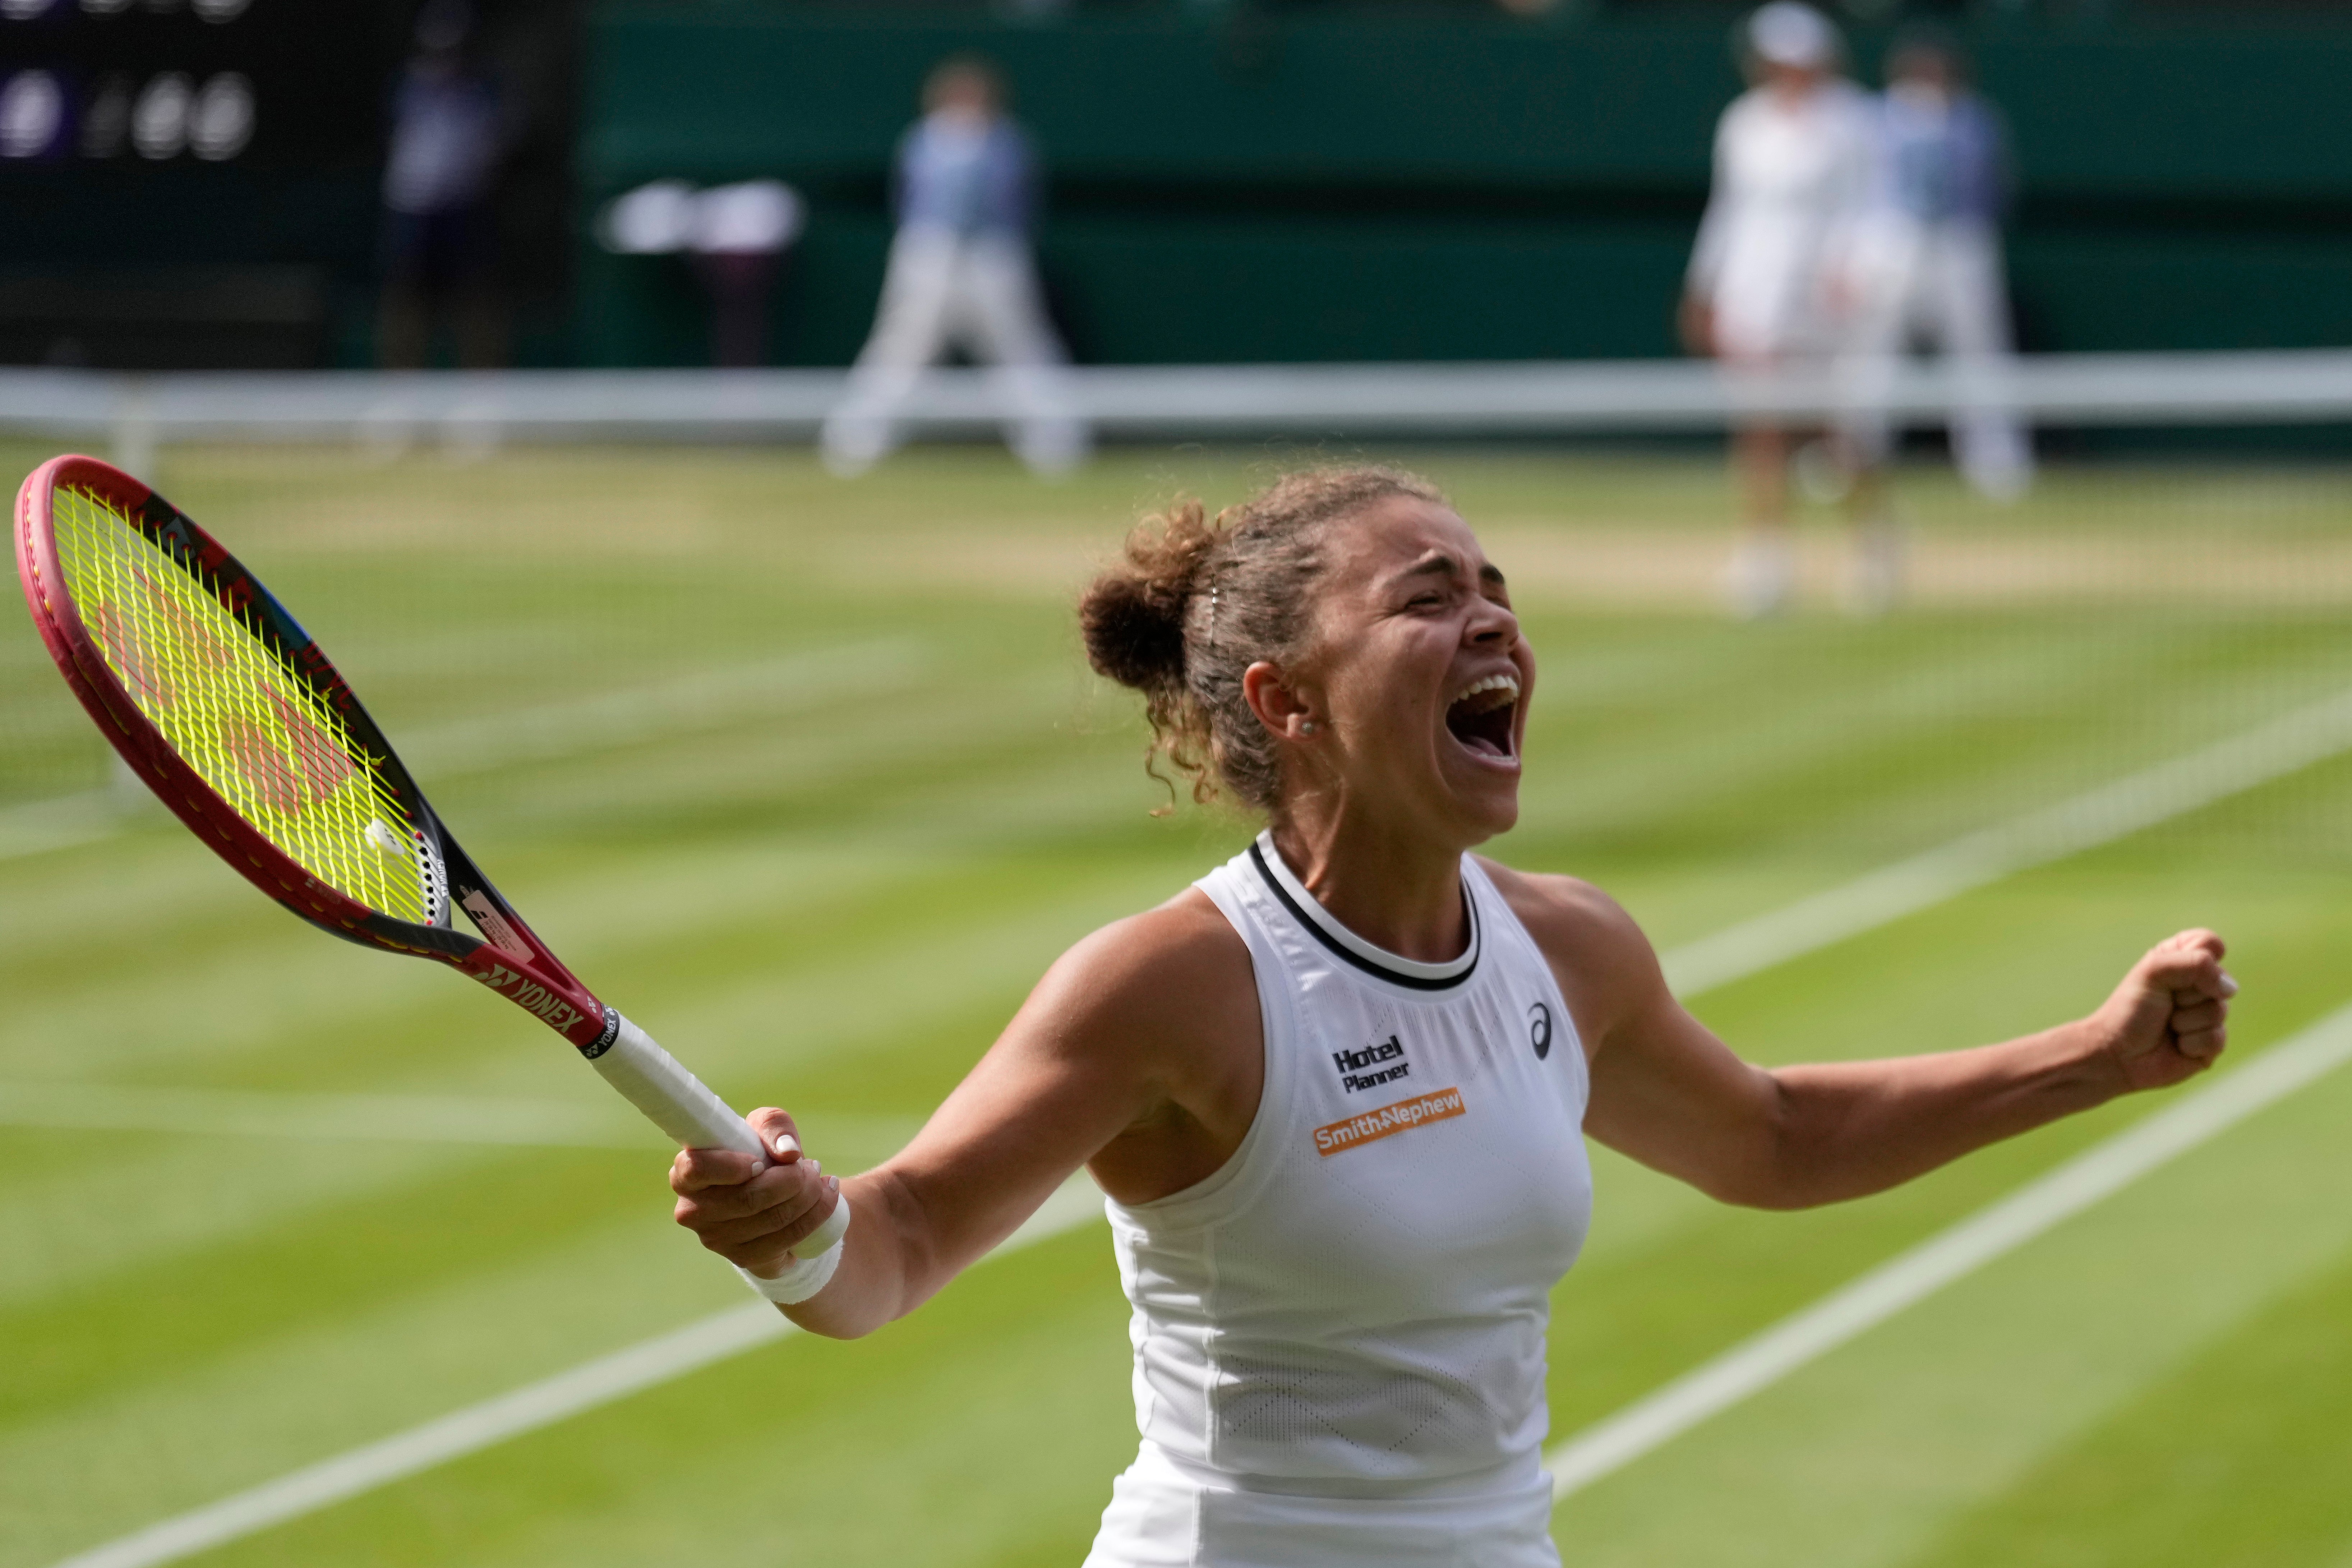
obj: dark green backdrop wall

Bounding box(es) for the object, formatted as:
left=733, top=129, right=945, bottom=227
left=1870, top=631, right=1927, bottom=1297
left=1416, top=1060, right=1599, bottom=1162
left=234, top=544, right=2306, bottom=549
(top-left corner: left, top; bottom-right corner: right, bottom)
left=580, top=4, right=2352, bottom=368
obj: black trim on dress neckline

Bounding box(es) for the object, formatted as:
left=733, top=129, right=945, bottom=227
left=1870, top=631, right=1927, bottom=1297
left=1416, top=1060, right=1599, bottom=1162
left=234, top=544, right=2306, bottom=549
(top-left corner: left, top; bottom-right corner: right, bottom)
left=1246, top=840, right=1479, bottom=993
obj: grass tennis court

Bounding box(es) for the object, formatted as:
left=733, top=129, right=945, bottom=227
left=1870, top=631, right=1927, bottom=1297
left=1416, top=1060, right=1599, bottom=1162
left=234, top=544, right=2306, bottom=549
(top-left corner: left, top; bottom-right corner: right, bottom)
left=4, top=441, right=2351, bottom=1568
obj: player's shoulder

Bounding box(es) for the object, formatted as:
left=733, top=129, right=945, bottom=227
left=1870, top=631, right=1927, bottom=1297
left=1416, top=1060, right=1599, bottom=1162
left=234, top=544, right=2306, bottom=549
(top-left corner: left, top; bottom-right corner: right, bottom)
left=1034, top=887, right=1255, bottom=1037
left=1472, top=857, right=1658, bottom=973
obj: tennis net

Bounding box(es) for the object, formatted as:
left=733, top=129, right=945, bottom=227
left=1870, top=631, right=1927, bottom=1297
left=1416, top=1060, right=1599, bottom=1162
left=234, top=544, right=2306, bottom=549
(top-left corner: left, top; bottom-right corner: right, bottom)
left=3, top=351, right=2348, bottom=877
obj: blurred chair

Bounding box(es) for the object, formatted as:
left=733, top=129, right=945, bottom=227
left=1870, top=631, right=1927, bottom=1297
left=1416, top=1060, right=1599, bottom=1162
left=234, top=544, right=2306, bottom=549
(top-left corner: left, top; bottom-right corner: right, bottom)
left=601, top=179, right=806, bottom=369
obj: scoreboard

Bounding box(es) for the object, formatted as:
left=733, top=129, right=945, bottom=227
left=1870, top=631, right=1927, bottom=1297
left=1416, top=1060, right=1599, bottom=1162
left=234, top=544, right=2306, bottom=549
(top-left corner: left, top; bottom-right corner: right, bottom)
left=0, top=0, right=399, bottom=170
left=0, top=0, right=419, bottom=368
left=1, top=0, right=576, bottom=369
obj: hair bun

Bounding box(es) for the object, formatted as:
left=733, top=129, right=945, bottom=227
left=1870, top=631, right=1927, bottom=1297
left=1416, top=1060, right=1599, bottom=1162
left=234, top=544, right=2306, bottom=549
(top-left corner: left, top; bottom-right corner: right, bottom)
left=1081, top=499, right=1221, bottom=693
left=1077, top=469, right=1439, bottom=812
left=1081, top=571, right=1189, bottom=692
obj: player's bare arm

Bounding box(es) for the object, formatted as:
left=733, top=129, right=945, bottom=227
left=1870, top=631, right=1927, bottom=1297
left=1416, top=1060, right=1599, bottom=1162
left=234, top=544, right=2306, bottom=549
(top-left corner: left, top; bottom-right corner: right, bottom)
left=1485, top=861, right=2235, bottom=1209
left=670, top=888, right=1260, bottom=1338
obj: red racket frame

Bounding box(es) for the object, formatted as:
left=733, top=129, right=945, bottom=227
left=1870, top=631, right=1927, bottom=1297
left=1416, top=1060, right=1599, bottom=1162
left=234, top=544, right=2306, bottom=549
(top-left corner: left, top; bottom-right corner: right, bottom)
left=15, top=454, right=619, bottom=1058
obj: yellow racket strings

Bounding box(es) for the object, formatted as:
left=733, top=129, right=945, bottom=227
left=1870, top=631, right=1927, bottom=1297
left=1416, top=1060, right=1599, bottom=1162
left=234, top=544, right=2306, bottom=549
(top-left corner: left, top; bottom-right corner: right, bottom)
left=51, top=487, right=434, bottom=924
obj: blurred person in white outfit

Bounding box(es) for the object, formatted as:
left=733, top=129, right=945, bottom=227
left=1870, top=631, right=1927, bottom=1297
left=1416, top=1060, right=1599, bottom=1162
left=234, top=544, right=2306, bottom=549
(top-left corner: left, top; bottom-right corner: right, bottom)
left=1680, top=3, right=1878, bottom=616
left=1839, top=33, right=2034, bottom=507
left=821, top=57, right=1089, bottom=478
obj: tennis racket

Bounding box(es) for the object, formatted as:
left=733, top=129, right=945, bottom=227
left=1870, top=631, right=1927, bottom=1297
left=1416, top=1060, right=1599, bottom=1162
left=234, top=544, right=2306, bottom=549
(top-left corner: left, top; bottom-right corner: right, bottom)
left=13, top=453, right=847, bottom=1262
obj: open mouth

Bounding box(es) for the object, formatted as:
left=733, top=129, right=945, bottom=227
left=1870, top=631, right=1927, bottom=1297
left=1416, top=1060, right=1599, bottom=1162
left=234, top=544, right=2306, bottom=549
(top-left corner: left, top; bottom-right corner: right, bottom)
left=1444, top=673, right=1519, bottom=761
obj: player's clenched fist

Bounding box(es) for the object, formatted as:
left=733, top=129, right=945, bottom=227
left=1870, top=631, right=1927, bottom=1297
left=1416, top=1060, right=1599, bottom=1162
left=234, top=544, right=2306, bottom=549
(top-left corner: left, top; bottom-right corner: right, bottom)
left=2083, top=929, right=2236, bottom=1093
left=670, top=1107, right=842, bottom=1279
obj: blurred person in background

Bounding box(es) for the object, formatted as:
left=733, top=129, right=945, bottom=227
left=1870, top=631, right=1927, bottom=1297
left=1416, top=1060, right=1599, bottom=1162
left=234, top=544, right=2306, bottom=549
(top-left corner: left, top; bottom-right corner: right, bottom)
left=1680, top=2, right=1880, bottom=618
left=820, top=56, right=1089, bottom=479
left=1837, top=29, right=2034, bottom=509
left=377, top=0, right=508, bottom=370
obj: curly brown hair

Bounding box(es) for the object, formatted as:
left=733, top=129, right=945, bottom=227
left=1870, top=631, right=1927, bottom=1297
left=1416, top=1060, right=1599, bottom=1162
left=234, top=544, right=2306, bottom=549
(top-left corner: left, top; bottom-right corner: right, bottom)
left=1079, top=466, right=1444, bottom=813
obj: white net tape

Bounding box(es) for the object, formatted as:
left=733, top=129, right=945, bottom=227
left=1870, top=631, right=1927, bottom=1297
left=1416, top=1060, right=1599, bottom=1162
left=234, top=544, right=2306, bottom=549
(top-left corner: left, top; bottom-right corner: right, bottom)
left=2, top=351, right=2348, bottom=448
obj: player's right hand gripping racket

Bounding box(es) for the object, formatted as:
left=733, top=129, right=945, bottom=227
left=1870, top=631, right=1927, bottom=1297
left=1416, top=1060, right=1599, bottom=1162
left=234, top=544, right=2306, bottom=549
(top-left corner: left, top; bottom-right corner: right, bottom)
left=14, top=455, right=847, bottom=1263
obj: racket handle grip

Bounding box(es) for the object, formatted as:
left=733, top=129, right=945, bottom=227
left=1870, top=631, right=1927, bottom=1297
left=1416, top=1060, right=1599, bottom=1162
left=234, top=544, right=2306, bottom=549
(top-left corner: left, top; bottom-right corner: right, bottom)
left=590, top=1011, right=848, bottom=1259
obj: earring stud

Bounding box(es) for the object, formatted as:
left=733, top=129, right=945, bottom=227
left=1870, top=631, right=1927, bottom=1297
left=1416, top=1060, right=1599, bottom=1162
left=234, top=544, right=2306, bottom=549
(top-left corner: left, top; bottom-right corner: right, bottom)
left=1300, top=721, right=1317, bottom=735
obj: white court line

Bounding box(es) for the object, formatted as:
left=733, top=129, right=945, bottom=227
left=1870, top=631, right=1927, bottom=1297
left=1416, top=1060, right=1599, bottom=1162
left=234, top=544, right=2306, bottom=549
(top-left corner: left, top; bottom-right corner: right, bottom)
left=46, top=1175, right=1109, bottom=1568
left=0, top=1081, right=921, bottom=1155
left=0, top=1082, right=656, bottom=1148
left=393, top=638, right=924, bottom=780
left=41, top=687, right=2352, bottom=1568
left=0, top=638, right=924, bottom=866
left=0, top=788, right=130, bottom=862
left=1665, top=683, right=2352, bottom=996
left=56, top=1019, right=2352, bottom=1568
left=1544, top=1001, right=2352, bottom=1497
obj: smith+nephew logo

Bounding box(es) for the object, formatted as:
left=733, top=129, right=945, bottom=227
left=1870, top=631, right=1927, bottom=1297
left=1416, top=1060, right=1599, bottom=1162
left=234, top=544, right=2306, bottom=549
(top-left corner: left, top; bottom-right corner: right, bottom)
left=1312, top=1086, right=1466, bottom=1157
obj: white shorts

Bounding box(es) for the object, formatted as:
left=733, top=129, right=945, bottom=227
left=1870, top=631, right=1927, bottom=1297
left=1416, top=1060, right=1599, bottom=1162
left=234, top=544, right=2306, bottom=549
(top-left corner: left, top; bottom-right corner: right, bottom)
left=1708, top=217, right=1835, bottom=361
left=1081, top=1445, right=1561, bottom=1568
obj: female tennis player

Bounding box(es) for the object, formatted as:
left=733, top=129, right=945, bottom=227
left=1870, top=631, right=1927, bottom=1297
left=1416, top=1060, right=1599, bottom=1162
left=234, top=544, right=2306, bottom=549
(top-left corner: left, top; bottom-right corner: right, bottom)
left=670, top=467, right=2233, bottom=1566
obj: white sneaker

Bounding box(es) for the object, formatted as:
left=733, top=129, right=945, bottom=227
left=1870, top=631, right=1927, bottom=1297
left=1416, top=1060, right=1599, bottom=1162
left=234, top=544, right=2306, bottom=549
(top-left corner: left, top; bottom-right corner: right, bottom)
left=1846, top=519, right=1907, bottom=617
left=1960, top=451, right=2033, bottom=505
left=1013, top=420, right=1091, bottom=479
left=1957, top=423, right=2034, bottom=503
left=1792, top=438, right=1855, bottom=506
left=1725, top=538, right=1797, bottom=619
left=819, top=414, right=890, bottom=479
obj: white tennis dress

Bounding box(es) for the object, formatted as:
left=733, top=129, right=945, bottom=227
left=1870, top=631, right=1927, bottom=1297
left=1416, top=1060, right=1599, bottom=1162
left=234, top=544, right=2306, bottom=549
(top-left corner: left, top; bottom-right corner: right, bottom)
left=1687, top=80, right=1876, bottom=360
left=1082, top=833, right=1594, bottom=1568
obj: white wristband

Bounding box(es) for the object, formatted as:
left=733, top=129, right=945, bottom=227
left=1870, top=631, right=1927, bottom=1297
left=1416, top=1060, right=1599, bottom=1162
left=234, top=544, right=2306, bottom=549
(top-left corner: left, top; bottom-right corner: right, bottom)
left=735, top=1197, right=850, bottom=1305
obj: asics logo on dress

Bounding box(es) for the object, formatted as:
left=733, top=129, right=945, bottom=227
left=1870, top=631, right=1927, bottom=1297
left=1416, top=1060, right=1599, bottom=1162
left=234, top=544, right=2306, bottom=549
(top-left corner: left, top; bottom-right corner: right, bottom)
left=1333, top=1035, right=1410, bottom=1093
